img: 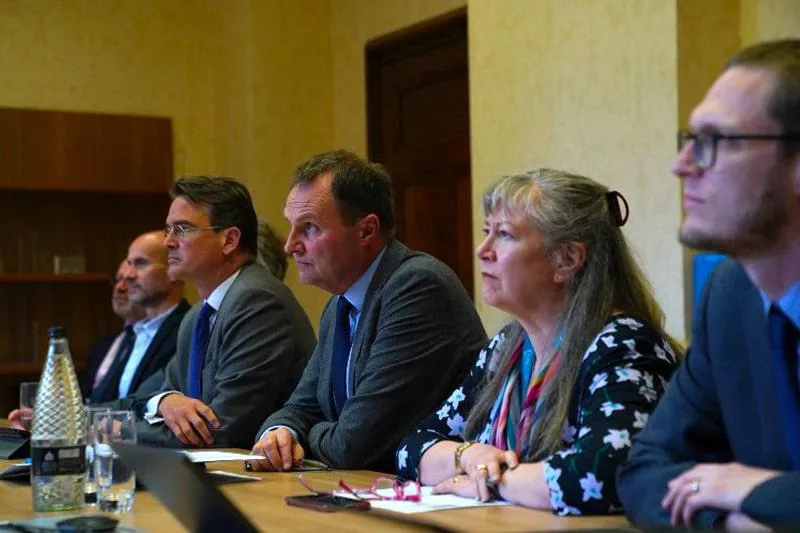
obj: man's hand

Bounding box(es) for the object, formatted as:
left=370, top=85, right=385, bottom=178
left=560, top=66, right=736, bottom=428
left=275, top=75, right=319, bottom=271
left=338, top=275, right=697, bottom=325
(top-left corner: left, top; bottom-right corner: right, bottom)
left=7, top=408, right=33, bottom=431
left=158, top=394, right=220, bottom=447
left=662, top=462, right=779, bottom=526
left=248, top=427, right=304, bottom=471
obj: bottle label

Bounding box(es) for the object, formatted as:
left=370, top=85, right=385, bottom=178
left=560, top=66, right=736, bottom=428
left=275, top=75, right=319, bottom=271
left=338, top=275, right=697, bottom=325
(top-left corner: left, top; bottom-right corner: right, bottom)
left=32, top=446, right=86, bottom=476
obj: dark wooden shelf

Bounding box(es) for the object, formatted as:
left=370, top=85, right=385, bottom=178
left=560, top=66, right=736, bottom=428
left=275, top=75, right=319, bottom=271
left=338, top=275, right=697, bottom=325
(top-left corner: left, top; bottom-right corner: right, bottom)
left=0, top=273, right=110, bottom=282
left=0, top=363, right=42, bottom=375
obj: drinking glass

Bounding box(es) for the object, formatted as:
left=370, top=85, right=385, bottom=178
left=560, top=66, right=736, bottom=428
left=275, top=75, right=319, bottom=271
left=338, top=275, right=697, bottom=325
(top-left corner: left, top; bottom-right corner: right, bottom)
left=84, top=406, right=111, bottom=505
left=94, top=410, right=137, bottom=512
left=18, top=381, right=38, bottom=428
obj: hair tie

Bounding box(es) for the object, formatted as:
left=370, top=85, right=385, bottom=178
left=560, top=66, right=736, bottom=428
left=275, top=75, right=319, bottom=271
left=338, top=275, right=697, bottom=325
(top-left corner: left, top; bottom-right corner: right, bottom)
left=605, top=191, right=629, bottom=227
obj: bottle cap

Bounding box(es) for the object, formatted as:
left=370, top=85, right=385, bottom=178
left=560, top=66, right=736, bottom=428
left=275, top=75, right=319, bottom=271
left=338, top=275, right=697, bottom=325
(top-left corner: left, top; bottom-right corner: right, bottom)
left=48, top=326, right=67, bottom=339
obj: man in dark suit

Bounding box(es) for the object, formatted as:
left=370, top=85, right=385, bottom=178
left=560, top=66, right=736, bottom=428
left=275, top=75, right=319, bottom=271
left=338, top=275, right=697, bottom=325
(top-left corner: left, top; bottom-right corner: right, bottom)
left=78, top=259, right=146, bottom=399
left=618, top=40, right=800, bottom=531
left=249, top=150, right=486, bottom=473
left=123, top=177, right=315, bottom=449
left=88, top=231, right=190, bottom=403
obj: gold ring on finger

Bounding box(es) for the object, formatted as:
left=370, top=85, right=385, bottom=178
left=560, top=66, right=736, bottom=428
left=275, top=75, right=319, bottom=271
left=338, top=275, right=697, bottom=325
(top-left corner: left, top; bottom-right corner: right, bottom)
left=476, top=463, right=488, bottom=474
left=452, top=476, right=461, bottom=484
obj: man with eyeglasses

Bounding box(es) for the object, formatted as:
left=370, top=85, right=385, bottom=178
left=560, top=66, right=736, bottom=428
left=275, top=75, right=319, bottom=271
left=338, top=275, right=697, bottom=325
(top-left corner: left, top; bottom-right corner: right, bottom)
left=619, top=40, right=800, bottom=531
left=121, top=176, right=315, bottom=449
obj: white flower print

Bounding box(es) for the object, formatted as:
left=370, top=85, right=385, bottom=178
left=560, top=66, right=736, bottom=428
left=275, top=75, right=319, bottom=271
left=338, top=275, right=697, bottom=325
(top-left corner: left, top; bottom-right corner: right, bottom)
left=561, top=423, right=578, bottom=443
left=448, top=387, right=466, bottom=409
left=614, top=366, right=642, bottom=383
left=622, top=338, right=642, bottom=360
left=560, top=505, right=583, bottom=516
left=476, top=349, right=487, bottom=369
left=633, top=411, right=650, bottom=429
left=436, top=404, right=450, bottom=420
left=578, top=427, right=592, bottom=439
left=600, top=401, right=624, bottom=417
left=600, top=335, right=618, bottom=349
left=550, top=487, right=565, bottom=510
left=589, top=372, right=608, bottom=394
left=420, top=439, right=438, bottom=455
left=556, top=447, right=578, bottom=460
left=544, top=462, right=562, bottom=486
left=603, top=429, right=632, bottom=450
left=597, top=323, right=618, bottom=337
left=616, top=317, right=643, bottom=330
left=446, top=414, right=465, bottom=436
left=397, top=445, right=408, bottom=470
left=579, top=472, right=604, bottom=502
left=642, top=371, right=655, bottom=389
left=583, top=339, right=599, bottom=361
left=639, top=385, right=658, bottom=403
left=654, top=344, right=674, bottom=364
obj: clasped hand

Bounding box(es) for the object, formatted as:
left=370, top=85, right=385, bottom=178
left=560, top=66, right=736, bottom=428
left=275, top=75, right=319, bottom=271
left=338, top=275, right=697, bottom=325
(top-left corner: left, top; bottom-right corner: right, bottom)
left=432, top=443, right=518, bottom=501
left=158, top=394, right=220, bottom=447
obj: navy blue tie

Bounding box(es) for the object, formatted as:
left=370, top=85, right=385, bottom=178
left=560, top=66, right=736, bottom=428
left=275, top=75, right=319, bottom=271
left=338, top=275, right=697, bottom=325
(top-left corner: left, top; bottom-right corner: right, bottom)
left=331, top=296, right=353, bottom=415
left=188, top=303, right=214, bottom=399
left=768, top=305, right=800, bottom=468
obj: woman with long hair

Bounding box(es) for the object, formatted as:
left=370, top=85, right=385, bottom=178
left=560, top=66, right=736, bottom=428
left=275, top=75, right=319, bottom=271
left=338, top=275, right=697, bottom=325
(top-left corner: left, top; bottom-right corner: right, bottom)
left=396, top=169, right=681, bottom=515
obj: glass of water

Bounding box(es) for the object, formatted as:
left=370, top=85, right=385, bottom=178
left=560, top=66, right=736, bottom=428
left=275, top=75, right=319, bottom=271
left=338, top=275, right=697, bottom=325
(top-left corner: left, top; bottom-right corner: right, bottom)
left=18, top=381, right=38, bottom=429
left=84, top=406, right=111, bottom=505
left=94, top=410, right=137, bottom=512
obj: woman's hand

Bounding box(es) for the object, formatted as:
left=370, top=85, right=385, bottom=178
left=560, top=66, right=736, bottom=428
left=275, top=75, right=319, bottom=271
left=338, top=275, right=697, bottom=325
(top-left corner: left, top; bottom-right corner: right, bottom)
left=431, top=474, right=480, bottom=499
left=459, top=443, right=518, bottom=501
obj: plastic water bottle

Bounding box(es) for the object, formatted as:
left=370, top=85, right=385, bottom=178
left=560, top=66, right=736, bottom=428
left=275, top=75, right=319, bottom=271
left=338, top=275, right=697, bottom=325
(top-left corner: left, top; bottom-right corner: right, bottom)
left=31, top=326, right=87, bottom=511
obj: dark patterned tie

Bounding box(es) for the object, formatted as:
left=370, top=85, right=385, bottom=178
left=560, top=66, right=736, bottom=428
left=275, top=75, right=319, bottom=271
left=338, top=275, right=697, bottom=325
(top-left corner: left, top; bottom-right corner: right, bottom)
left=768, top=305, right=800, bottom=468
left=331, top=296, right=353, bottom=415
left=89, top=325, right=136, bottom=403
left=187, top=303, right=215, bottom=399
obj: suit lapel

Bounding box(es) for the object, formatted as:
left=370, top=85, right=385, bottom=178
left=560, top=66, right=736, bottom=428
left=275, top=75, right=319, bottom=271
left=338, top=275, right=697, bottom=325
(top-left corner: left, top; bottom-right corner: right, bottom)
left=347, top=241, right=410, bottom=382
left=740, top=275, right=791, bottom=466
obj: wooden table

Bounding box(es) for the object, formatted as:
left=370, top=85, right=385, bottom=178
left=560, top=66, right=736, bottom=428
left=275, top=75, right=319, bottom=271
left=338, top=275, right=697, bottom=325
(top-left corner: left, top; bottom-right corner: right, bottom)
left=0, top=452, right=631, bottom=532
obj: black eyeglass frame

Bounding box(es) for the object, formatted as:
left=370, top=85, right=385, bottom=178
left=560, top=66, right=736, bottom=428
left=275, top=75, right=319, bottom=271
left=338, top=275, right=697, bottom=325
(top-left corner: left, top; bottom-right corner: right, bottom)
left=677, top=130, right=800, bottom=170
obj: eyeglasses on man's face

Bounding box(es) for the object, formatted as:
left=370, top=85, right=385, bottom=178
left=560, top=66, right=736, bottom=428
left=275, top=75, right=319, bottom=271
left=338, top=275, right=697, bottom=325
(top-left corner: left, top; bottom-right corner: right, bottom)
left=163, top=223, right=222, bottom=240
left=677, top=130, right=800, bottom=170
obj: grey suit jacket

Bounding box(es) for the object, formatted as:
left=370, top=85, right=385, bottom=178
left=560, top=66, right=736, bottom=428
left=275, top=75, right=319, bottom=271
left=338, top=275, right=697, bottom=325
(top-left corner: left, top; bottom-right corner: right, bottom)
left=127, top=262, right=316, bottom=448
left=259, top=240, right=487, bottom=472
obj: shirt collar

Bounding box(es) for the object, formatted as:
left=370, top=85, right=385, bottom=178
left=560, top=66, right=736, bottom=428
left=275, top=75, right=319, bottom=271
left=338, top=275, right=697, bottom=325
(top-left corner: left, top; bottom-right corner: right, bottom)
left=205, top=269, right=242, bottom=312
left=761, top=280, right=800, bottom=331
left=133, top=303, right=179, bottom=336
left=341, top=247, right=386, bottom=312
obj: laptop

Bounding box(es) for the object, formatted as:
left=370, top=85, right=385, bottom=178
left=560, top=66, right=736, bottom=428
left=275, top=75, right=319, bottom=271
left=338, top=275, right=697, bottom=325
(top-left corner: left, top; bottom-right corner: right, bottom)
left=113, top=443, right=259, bottom=533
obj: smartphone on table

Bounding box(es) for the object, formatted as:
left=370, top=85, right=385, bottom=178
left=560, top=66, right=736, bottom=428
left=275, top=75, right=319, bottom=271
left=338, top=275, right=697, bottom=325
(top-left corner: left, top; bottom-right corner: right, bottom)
left=285, top=494, right=370, bottom=512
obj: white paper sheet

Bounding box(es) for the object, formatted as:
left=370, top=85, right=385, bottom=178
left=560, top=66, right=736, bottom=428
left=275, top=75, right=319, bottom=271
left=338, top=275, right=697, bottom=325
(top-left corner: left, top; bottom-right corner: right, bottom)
left=182, top=450, right=265, bottom=463
left=335, top=486, right=510, bottom=514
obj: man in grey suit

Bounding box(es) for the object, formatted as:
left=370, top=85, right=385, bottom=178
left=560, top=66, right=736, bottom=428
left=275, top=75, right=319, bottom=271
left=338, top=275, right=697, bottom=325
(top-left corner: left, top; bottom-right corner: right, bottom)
left=127, top=176, right=316, bottom=449
left=249, top=150, right=486, bottom=473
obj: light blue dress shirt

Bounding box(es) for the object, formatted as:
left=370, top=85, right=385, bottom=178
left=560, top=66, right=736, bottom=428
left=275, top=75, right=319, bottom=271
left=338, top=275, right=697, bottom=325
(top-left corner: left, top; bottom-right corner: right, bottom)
left=117, top=303, right=179, bottom=398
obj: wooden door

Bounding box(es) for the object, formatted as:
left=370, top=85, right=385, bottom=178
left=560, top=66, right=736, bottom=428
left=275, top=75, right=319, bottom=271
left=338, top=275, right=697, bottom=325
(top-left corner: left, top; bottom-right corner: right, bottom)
left=367, top=8, right=473, bottom=298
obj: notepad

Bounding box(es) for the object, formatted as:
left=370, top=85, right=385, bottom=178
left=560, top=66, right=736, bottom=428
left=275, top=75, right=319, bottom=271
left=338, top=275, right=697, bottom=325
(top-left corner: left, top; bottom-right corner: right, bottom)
left=335, top=486, right=510, bottom=514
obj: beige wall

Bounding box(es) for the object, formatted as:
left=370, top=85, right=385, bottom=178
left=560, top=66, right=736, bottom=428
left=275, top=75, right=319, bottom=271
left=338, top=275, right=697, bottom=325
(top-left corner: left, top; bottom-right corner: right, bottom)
left=3, top=0, right=797, bottom=336
left=0, top=0, right=220, bottom=177
left=741, top=0, right=800, bottom=44
left=470, top=0, right=684, bottom=337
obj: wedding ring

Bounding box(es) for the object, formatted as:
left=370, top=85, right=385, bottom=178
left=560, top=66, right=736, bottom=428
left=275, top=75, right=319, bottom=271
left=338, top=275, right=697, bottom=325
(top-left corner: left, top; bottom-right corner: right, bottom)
left=452, top=476, right=462, bottom=484
left=690, top=480, right=700, bottom=493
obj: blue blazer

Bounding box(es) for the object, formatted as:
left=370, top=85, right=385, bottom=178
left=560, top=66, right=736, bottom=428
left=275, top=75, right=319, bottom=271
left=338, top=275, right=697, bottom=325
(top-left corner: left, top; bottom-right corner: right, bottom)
left=618, top=259, right=800, bottom=528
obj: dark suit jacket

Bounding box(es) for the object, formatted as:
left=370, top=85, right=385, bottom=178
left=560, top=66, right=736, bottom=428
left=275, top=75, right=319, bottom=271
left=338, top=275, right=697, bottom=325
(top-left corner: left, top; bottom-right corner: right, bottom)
left=259, top=240, right=488, bottom=472
left=618, top=259, right=800, bottom=528
left=88, top=300, right=191, bottom=403
left=79, top=331, right=120, bottom=399
left=125, top=262, right=316, bottom=449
